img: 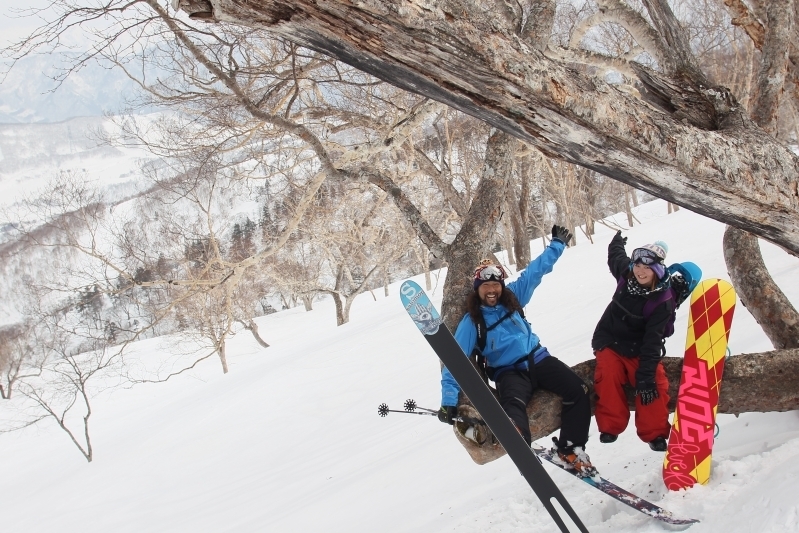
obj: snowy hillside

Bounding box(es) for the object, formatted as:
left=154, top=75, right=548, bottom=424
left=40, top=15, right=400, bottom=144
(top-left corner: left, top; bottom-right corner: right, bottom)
left=0, top=116, right=156, bottom=211
left=1, top=200, right=798, bottom=533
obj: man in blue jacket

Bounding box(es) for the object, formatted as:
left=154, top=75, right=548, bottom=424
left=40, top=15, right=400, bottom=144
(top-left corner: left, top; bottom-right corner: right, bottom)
left=438, top=225, right=594, bottom=476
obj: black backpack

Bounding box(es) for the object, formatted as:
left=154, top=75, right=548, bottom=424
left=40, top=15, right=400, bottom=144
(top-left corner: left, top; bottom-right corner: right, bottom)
left=469, top=294, right=526, bottom=383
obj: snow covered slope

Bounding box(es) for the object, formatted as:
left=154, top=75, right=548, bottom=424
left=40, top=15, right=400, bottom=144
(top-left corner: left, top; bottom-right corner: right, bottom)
left=1, top=200, right=798, bottom=533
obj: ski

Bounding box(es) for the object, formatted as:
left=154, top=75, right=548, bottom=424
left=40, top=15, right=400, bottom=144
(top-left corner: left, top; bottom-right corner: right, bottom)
left=399, top=280, right=588, bottom=533
left=663, top=279, right=736, bottom=490
left=531, top=444, right=698, bottom=526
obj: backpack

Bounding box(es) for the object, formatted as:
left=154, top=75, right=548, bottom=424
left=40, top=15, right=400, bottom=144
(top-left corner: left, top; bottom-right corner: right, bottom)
left=615, top=261, right=701, bottom=339
left=473, top=307, right=526, bottom=353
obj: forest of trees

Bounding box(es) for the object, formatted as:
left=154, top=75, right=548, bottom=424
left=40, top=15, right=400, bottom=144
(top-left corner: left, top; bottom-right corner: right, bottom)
left=1, top=0, right=797, bottom=463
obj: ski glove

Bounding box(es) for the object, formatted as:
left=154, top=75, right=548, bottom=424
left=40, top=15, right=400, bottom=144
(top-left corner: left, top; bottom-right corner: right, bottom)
left=636, top=385, right=659, bottom=406
left=438, top=405, right=458, bottom=425
left=614, top=230, right=627, bottom=246
left=551, top=225, right=573, bottom=246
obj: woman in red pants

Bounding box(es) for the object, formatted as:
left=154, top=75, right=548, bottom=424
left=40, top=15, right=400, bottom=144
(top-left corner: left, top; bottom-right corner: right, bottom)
left=591, top=231, right=672, bottom=451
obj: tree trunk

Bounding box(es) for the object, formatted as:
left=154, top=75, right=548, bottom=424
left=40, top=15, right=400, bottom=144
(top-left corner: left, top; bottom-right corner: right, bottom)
left=440, top=129, right=515, bottom=331
left=459, top=349, right=799, bottom=465
left=332, top=292, right=347, bottom=326
left=218, top=338, right=229, bottom=374
left=723, top=226, right=799, bottom=348
left=237, top=318, right=270, bottom=348
left=720, top=0, right=799, bottom=350
left=508, top=192, right=531, bottom=269
left=625, top=187, right=635, bottom=227
left=502, top=209, right=516, bottom=266
left=178, top=0, right=799, bottom=255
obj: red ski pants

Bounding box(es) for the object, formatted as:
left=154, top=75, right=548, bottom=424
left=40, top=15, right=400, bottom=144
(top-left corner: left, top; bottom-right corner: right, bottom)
left=593, top=347, right=670, bottom=443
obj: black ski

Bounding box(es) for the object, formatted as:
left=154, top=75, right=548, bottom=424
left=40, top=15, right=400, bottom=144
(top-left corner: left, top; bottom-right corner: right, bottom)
left=399, top=280, right=588, bottom=533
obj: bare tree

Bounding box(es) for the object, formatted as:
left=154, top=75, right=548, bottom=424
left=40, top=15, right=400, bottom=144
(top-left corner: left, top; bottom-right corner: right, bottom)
left=7, top=0, right=799, bottom=465
left=165, top=0, right=799, bottom=256
left=0, top=302, right=123, bottom=463
left=157, top=0, right=799, bottom=464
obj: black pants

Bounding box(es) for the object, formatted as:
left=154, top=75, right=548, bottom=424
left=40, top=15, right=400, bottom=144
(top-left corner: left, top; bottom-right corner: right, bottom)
left=495, top=355, right=590, bottom=449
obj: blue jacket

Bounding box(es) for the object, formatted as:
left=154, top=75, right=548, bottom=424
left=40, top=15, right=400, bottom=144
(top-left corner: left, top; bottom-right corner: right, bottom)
left=440, top=240, right=566, bottom=406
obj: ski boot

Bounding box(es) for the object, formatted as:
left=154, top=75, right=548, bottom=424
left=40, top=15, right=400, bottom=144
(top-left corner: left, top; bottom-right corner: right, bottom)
left=552, top=437, right=598, bottom=478
left=455, top=404, right=494, bottom=445
left=599, top=432, right=618, bottom=443
left=648, top=436, right=668, bottom=452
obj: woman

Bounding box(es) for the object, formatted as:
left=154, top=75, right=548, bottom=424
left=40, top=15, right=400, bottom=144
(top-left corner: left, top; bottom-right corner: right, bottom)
left=438, top=225, right=594, bottom=476
left=592, top=231, right=672, bottom=451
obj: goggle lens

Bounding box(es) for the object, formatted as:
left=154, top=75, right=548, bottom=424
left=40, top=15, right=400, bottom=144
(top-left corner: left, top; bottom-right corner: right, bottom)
left=474, top=264, right=507, bottom=282
left=631, top=248, right=661, bottom=265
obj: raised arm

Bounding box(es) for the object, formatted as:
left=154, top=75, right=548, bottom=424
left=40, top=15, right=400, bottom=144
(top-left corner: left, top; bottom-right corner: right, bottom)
left=506, top=225, right=571, bottom=307
left=607, top=231, right=632, bottom=280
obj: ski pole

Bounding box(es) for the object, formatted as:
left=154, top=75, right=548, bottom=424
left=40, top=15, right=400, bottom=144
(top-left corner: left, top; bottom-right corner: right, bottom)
left=402, top=398, right=439, bottom=414
left=377, top=402, right=486, bottom=426
left=403, top=399, right=486, bottom=425
left=378, top=403, right=437, bottom=417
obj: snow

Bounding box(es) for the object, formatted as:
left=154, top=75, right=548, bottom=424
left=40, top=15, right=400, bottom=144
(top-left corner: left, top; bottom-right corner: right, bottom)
left=0, top=116, right=156, bottom=212
left=2, top=200, right=799, bottom=533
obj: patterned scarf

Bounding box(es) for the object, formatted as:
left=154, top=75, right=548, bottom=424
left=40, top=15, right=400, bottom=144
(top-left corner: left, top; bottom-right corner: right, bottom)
left=626, top=274, right=670, bottom=297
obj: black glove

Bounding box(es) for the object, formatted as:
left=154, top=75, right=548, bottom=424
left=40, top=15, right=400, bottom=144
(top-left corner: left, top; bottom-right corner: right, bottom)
left=636, top=384, right=659, bottom=406
left=551, top=225, right=573, bottom=246
left=438, top=405, right=458, bottom=425
left=615, top=230, right=627, bottom=246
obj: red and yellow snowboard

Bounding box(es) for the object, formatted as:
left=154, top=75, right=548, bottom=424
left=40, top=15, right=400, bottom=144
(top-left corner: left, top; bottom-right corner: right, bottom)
left=663, top=279, right=736, bottom=491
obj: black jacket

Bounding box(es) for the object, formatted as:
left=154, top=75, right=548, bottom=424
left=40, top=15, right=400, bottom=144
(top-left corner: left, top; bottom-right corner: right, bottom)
left=591, top=232, right=673, bottom=386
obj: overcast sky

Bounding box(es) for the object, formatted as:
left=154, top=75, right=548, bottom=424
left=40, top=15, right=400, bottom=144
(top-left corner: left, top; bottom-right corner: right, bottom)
left=1, top=1, right=57, bottom=46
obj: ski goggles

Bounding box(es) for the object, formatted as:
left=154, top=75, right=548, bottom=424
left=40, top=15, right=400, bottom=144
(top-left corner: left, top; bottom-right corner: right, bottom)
left=630, top=248, right=664, bottom=265
left=474, top=263, right=507, bottom=282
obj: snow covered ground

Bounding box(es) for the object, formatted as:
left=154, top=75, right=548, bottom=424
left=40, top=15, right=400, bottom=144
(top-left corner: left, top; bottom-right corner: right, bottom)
left=1, top=200, right=798, bottom=533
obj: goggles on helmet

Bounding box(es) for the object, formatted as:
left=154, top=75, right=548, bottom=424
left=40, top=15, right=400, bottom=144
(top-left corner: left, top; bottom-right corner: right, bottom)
left=631, top=248, right=663, bottom=265
left=474, top=263, right=507, bottom=282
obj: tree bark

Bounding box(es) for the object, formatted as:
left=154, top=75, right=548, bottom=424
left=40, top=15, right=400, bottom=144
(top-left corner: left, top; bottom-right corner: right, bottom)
left=721, top=0, right=799, bottom=350
left=458, top=349, right=799, bottom=464
left=507, top=188, right=531, bottom=269
left=440, top=129, right=514, bottom=330
left=179, top=0, right=799, bottom=255
left=332, top=292, right=347, bottom=326
left=237, top=318, right=270, bottom=348
left=723, top=227, right=799, bottom=349
left=218, top=338, right=229, bottom=374
left=749, top=0, right=793, bottom=129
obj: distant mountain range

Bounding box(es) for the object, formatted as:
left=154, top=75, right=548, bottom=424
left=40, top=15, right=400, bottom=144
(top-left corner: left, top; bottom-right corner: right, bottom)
left=0, top=53, right=142, bottom=123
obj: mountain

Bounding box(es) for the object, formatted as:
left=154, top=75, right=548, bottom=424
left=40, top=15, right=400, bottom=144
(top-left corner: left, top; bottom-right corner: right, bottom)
left=0, top=54, right=140, bottom=124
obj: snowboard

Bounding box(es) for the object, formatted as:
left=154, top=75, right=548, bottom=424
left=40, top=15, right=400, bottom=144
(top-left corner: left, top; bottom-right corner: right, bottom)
left=399, top=280, right=588, bottom=533
left=532, top=444, right=698, bottom=526
left=663, top=279, right=736, bottom=491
